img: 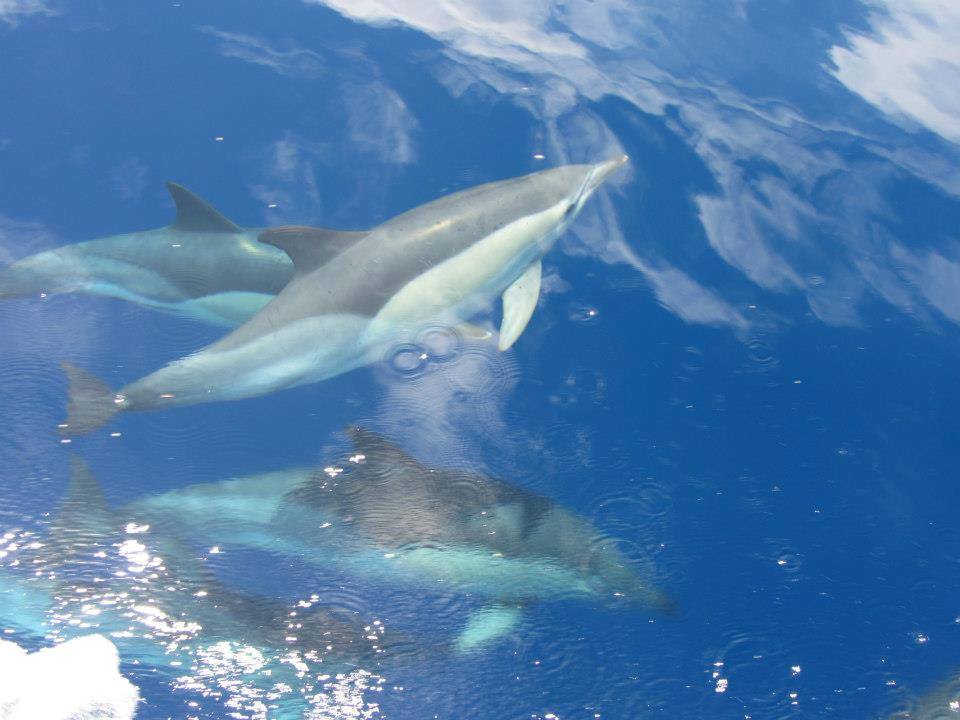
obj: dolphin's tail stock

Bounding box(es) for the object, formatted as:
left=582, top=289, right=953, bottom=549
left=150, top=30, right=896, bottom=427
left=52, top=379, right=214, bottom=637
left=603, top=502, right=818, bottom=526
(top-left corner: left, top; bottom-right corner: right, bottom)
left=59, top=362, right=121, bottom=435
left=644, top=586, right=679, bottom=616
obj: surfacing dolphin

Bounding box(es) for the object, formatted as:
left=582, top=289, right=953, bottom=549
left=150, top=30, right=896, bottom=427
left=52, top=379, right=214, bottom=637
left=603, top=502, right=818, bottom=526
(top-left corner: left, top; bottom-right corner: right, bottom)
left=0, top=457, right=417, bottom=718
left=128, top=427, right=675, bottom=653
left=0, top=183, right=291, bottom=326
left=59, top=157, right=628, bottom=434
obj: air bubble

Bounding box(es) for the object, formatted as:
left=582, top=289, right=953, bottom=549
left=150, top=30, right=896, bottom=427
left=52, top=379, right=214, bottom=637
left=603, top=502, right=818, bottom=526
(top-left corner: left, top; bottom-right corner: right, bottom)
left=387, top=343, right=429, bottom=378
left=570, top=307, right=600, bottom=322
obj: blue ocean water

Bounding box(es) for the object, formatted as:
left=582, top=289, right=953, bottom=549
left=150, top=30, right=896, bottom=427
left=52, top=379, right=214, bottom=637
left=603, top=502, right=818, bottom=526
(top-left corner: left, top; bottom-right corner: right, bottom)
left=1, top=1, right=960, bottom=718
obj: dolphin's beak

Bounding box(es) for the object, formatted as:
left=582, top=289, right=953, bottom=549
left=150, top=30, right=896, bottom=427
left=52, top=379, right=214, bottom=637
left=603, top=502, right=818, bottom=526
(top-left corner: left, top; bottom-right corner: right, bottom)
left=585, top=154, right=629, bottom=192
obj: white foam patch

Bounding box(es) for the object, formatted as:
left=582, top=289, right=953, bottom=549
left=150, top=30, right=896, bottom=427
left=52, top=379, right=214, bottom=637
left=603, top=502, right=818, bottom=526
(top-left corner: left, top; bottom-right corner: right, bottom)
left=0, top=635, right=139, bottom=720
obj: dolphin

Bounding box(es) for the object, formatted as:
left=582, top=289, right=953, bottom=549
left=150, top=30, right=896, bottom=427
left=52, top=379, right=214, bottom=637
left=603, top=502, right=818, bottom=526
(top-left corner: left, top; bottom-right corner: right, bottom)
left=886, top=671, right=960, bottom=719
left=0, top=183, right=291, bottom=326
left=0, top=457, right=418, bottom=718
left=58, top=157, right=629, bottom=434
left=126, top=427, right=674, bottom=652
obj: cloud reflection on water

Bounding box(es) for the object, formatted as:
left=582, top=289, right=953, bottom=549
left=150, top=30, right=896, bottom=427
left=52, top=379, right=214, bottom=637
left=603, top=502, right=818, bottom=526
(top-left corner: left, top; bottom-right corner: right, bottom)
left=830, top=0, right=960, bottom=144
left=303, top=0, right=960, bottom=332
left=0, top=0, right=52, bottom=26
left=201, top=26, right=328, bottom=79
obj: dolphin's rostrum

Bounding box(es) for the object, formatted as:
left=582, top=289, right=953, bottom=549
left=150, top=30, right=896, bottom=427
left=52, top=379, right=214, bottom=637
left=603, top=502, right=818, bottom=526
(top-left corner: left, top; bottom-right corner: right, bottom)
left=60, top=158, right=628, bottom=434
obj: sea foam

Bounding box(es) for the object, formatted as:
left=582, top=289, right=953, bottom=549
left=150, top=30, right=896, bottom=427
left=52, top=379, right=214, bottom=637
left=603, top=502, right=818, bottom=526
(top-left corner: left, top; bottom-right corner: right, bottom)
left=0, top=635, right=139, bottom=719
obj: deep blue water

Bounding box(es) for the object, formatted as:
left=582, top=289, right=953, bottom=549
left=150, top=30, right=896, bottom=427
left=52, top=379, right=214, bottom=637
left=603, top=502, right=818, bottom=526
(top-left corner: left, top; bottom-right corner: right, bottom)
left=2, top=1, right=960, bottom=718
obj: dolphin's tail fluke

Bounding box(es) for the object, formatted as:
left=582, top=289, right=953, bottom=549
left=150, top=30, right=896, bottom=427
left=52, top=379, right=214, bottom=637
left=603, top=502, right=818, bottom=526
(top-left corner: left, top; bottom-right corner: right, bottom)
left=59, top=362, right=121, bottom=435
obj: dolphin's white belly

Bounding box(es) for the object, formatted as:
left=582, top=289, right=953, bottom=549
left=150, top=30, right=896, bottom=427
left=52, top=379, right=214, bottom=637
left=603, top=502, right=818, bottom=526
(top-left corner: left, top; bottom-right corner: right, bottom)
left=278, top=541, right=596, bottom=602
left=367, top=200, right=568, bottom=338
left=214, top=532, right=597, bottom=601
left=122, top=314, right=373, bottom=408
left=130, top=503, right=597, bottom=602
left=364, top=546, right=596, bottom=601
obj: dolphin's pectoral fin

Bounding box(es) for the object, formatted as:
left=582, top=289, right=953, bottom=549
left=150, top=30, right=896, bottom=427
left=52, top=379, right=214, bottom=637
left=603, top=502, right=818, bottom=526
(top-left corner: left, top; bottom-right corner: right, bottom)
left=166, top=182, right=241, bottom=233
left=259, top=226, right=368, bottom=277
left=455, top=604, right=524, bottom=654
left=498, top=260, right=542, bottom=351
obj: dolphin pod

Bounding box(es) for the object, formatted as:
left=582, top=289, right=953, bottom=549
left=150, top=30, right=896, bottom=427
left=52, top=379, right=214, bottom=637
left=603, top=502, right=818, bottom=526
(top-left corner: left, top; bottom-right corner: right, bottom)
left=2, top=159, right=667, bottom=703
left=120, top=427, right=674, bottom=652
left=58, top=157, right=628, bottom=434
left=0, top=183, right=292, bottom=326
left=0, top=430, right=672, bottom=657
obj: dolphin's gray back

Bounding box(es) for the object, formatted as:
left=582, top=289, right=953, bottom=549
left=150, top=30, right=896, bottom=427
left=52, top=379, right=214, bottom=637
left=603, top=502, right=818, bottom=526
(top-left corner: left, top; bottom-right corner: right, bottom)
left=275, top=429, right=556, bottom=553
left=211, top=165, right=593, bottom=351
left=280, top=463, right=552, bottom=551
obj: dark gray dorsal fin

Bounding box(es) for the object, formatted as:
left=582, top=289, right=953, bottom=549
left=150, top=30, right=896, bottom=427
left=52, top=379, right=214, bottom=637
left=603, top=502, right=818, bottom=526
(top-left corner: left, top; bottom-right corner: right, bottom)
left=259, top=225, right=367, bottom=276
left=50, top=456, right=115, bottom=552
left=166, top=182, right=242, bottom=233
left=345, top=426, right=418, bottom=468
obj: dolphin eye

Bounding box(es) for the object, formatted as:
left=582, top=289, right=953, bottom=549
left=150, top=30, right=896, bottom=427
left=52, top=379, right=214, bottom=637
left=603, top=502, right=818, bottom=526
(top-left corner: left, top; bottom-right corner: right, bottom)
left=563, top=202, right=577, bottom=218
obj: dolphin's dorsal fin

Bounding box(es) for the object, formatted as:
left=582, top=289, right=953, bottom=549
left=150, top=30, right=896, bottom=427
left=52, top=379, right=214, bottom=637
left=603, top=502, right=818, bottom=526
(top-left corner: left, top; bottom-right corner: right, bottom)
left=166, top=182, right=242, bottom=233
left=50, top=456, right=116, bottom=551
left=259, top=226, right=367, bottom=276
left=344, top=426, right=418, bottom=468
left=498, top=259, right=542, bottom=351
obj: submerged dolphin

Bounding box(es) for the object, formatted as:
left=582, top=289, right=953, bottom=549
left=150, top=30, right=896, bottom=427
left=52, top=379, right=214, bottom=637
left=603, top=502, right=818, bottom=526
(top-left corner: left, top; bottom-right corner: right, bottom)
left=0, top=457, right=416, bottom=718
left=128, top=427, right=674, bottom=652
left=59, top=158, right=628, bottom=434
left=887, top=671, right=960, bottom=719
left=0, top=183, right=291, bottom=326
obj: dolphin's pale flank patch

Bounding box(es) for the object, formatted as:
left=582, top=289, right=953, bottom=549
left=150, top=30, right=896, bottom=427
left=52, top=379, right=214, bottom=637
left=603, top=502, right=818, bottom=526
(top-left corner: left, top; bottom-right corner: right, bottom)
left=59, top=158, right=628, bottom=435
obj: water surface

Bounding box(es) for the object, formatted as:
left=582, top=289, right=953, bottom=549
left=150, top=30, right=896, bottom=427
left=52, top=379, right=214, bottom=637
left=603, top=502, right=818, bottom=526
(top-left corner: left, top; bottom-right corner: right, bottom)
left=1, top=1, right=959, bottom=718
